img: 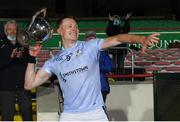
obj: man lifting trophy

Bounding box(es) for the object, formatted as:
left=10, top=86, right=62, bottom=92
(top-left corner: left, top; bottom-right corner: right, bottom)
left=17, top=8, right=53, bottom=48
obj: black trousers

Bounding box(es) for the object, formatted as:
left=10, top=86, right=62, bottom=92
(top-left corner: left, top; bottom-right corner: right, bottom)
left=102, top=91, right=109, bottom=103
left=115, top=51, right=127, bottom=74
left=0, top=89, right=33, bottom=121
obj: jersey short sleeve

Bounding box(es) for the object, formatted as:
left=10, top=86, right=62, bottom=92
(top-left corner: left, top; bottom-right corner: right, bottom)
left=86, top=38, right=105, bottom=51
left=41, top=58, right=54, bottom=76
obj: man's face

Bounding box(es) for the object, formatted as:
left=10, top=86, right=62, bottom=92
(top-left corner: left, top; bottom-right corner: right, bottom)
left=57, top=18, right=79, bottom=44
left=6, top=23, right=17, bottom=36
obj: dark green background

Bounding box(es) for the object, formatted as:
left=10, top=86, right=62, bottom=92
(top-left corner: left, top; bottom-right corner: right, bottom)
left=5, top=19, right=180, bottom=48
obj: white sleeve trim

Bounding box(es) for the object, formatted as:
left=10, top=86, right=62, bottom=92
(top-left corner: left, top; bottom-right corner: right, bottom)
left=40, top=68, right=52, bottom=76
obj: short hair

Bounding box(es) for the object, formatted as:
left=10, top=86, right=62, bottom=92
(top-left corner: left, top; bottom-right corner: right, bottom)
left=57, top=15, right=76, bottom=27
left=85, top=30, right=97, bottom=38
left=4, top=20, right=17, bottom=34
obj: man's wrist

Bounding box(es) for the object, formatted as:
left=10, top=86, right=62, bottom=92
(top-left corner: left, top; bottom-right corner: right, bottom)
left=28, top=55, right=36, bottom=63
left=135, top=36, right=146, bottom=44
left=140, top=36, right=146, bottom=45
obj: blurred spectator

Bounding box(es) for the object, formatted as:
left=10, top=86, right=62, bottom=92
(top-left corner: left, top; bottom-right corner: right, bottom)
left=85, top=30, right=113, bottom=103
left=0, top=20, right=33, bottom=121
left=106, top=13, right=140, bottom=75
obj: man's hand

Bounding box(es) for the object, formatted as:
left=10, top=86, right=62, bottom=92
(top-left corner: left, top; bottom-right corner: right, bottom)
left=16, top=50, right=23, bottom=58
left=141, top=33, right=160, bottom=53
left=10, top=48, right=18, bottom=58
left=108, top=13, right=114, bottom=21
left=125, top=12, right=132, bottom=20
left=29, top=44, right=42, bottom=57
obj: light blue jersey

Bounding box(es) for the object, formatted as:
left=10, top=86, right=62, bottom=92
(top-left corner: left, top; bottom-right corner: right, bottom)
left=41, top=39, right=105, bottom=113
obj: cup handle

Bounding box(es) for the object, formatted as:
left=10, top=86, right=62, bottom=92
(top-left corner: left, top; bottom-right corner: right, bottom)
left=27, top=8, right=47, bottom=31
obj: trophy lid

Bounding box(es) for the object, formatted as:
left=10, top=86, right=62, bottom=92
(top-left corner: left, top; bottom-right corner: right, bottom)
left=28, top=17, right=52, bottom=41
left=27, top=8, right=53, bottom=42
left=17, top=8, right=53, bottom=48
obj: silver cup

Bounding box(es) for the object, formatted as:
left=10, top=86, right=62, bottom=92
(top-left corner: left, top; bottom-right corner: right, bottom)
left=17, top=8, right=53, bottom=48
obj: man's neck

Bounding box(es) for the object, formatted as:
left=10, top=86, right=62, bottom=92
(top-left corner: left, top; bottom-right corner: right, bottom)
left=62, top=40, right=76, bottom=48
